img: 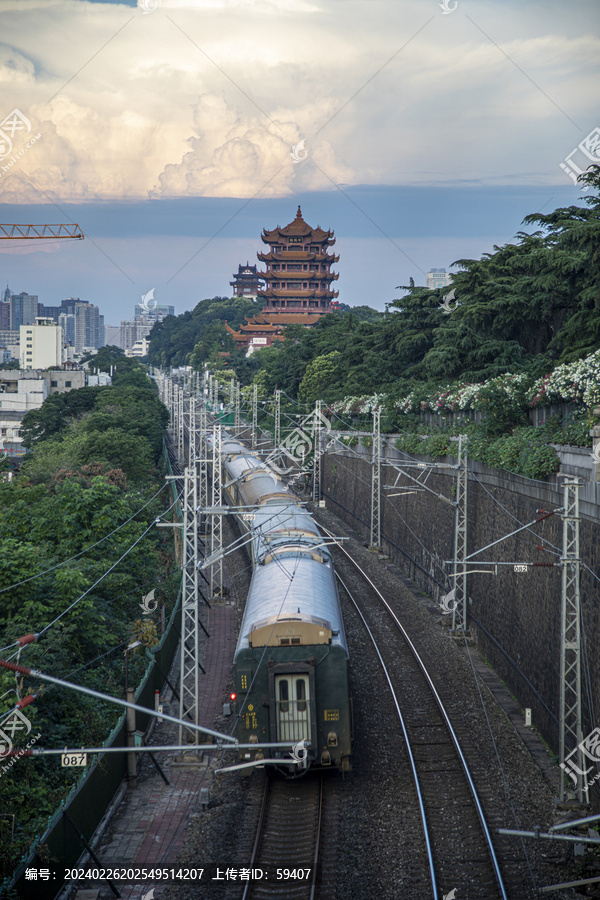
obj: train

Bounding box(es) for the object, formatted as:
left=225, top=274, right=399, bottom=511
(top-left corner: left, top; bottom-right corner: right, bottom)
left=219, top=435, right=352, bottom=774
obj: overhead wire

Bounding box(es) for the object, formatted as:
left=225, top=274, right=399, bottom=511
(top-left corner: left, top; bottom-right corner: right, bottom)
left=0, top=482, right=169, bottom=597
left=6, top=495, right=179, bottom=659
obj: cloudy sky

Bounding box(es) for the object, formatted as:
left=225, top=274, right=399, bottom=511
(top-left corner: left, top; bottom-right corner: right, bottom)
left=0, top=0, right=598, bottom=325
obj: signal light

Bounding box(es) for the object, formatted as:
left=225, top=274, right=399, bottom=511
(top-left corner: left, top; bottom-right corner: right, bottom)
left=230, top=692, right=237, bottom=701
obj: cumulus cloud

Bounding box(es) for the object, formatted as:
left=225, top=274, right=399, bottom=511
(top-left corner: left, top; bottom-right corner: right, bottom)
left=0, top=0, right=597, bottom=202
left=152, top=92, right=355, bottom=198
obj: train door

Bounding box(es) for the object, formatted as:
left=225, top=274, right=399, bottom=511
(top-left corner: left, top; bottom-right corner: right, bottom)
left=275, top=674, right=311, bottom=744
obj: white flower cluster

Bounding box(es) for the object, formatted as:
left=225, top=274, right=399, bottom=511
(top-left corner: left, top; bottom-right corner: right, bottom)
left=394, top=373, right=531, bottom=415
left=526, top=350, right=600, bottom=408
left=332, top=393, right=387, bottom=416
left=328, top=352, right=600, bottom=420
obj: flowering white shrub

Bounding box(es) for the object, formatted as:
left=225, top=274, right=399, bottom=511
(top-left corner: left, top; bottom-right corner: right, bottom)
left=526, top=350, right=600, bottom=408
left=332, top=394, right=387, bottom=416
left=331, top=350, right=600, bottom=418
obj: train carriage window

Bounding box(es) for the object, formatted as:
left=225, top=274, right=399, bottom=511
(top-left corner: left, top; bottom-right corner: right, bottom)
left=279, top=679, right=289, bottom=713
left=296, top=678, right=307, bottom=713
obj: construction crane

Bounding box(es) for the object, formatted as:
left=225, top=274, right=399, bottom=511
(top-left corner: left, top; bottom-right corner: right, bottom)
left=0, top=224, right=83, bottom=240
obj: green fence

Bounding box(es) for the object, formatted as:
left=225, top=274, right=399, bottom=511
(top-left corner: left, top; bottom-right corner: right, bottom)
left=4, top=442, right=182, bottom=900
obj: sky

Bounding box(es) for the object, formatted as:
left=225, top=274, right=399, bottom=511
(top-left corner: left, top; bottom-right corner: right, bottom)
left=0, top=0, right=598, bottom=324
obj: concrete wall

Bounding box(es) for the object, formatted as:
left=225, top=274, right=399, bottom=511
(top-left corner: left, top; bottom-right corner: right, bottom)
left=322, top=441, right=600, bottom=772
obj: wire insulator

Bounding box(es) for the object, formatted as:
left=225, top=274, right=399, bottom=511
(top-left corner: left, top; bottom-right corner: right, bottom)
left=17, top=694, right=36, bottom=709
left=16, top=634, right=38, bottom=647
left=0, top=659, right=31, bottom=675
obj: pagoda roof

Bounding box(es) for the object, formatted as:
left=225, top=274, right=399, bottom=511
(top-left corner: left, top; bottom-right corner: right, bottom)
left=261, top=206, right=334, bottom=243
left=226, top=313, right=322, bottom=339
left=233, top=261, right=259, bottom=275
left=257, top=250, right=339, bottom=262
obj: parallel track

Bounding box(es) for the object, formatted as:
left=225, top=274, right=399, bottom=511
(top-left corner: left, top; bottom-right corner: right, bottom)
left=323, top=527, right=508, bottom=900
left=241, top=774, right=323, bottom=900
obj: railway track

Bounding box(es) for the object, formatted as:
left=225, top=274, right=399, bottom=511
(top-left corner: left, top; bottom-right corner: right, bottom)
left=322, top=526, right=510, bottom=900
left=240, top=774, right=323, bottom=900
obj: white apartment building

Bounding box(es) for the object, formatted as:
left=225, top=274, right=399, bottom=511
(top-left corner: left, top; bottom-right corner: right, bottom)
left=126, top=337, right=150, bottom=358
left=0, top=375, right=47, bottom=457
left=20, top=318, right=63, bottom=369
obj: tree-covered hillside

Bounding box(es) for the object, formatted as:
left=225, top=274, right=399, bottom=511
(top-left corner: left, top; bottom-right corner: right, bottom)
left=0, top=353, right=177, bottom=881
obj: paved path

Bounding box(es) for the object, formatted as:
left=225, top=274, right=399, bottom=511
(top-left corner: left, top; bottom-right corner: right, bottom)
left=81, top=603, right=237, bottom=900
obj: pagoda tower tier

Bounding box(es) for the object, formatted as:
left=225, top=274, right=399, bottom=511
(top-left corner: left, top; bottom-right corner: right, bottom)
left=257, top=206, right=339, bottom=315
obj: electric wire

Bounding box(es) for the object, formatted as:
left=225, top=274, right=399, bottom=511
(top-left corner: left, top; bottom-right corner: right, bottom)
left=6, top=496, right=179, bottom=659
left=0, top=482, right=169, bottom=597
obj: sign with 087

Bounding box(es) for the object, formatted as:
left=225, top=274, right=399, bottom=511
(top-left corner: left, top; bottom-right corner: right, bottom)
left=61, top=752, right=87, bottom=767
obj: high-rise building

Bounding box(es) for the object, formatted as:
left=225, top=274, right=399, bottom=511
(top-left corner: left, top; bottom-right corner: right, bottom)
left=120, top=320, right=153, bottom=352
left=10, top=292, right=38, bottom=329
left=0, top=301, right=10, bottom=330
left=426, top=268, right=452, bottom=290
left=20, top=318, right=63, bottom=369
left=59, top=313, right=75, bottom=346
left=73, top=301, right=104, bottom=352
left=38, top=304, right=62, bottom=323
left=134, top=304, right=174, bottom=321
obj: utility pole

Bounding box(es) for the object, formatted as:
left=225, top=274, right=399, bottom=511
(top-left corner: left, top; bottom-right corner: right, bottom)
left=275, top=389, right=281, bottom=448
left=313, top=400, right=323, bottom=503
left=559, top=478, right=584, bottom=802
left=451, top=435, right=468, bottom=632
left=188, top=398, right=196, bottom=469
left=198, top=399, right=208, bottom=515
left=210, top=425, right=223, bottom=599
left=252, top=384, right=258, bottom=450
left=179, top=465, right=200, bottom=747
left=370, top=407, right=381, bottom=550
left=235, top=382, right=240, bottom=433
left=178, top=386, right=185, bottom=465
left=229, top=378, right=235, bottom=414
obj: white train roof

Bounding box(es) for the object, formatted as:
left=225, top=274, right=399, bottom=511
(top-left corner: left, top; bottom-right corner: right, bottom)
left=235, top=554, right=348, bottom=656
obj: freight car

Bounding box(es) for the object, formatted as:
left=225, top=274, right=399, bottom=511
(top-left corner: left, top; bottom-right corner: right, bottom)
left=220, top=437, right=352, bottom=773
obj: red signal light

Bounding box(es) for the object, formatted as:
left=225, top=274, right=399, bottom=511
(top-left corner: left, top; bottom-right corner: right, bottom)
left=230, top=692, right=237, bottom=701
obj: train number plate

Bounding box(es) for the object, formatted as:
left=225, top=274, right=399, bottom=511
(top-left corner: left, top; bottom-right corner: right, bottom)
left=324, top=709, right=339, bottom=721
